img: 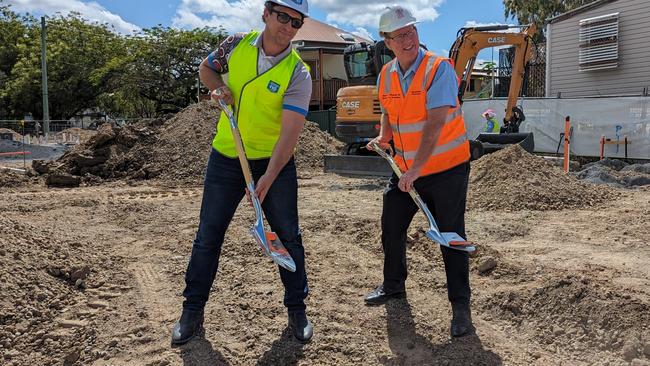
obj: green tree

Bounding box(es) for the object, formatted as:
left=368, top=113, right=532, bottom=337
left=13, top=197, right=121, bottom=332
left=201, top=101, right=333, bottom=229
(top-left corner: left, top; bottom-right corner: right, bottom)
left=3, top=12, right=126, bottom=120
left=0, top=2, right=28, bottom=117
left=0, top=5, right=225, bottom=120
left=114, top=26, right=225, bottom=116
left=503, top=0, right=597, bottom=39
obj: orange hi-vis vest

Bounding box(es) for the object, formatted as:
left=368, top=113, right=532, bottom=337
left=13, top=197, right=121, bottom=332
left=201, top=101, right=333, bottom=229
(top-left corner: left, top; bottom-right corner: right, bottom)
left=378, top=52, right=470, bottom=176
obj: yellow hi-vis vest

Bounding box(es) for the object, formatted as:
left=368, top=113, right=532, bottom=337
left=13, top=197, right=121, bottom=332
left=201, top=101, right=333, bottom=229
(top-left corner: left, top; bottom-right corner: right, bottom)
left=212, top=31, right=305, bottom=159
left=378, top=52, right=470, bottom=175
left=486, top=116, right=500, bottom=133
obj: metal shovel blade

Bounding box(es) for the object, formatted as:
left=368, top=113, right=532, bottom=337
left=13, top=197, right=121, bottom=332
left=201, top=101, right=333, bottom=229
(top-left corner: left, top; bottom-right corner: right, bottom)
left=249, top=225, right=297, bottom=272
left=424, top=230, right=476, bottom=252
left=249, top=185, right=297, bottom=272
left=368, top=142, right=476, bottom=253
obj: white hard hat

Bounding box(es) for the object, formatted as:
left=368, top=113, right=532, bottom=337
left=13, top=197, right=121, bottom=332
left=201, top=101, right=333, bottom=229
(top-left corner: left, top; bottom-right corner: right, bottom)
left=379, top=5, right=418, bottom=33
left=483, top=109, right=496, bottom=118
left=267, top=0, right=309, bottom=17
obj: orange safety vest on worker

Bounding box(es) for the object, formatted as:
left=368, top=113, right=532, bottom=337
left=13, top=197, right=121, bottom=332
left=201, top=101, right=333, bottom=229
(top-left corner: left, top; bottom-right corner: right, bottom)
left=378, top=52, right=470, bottom=175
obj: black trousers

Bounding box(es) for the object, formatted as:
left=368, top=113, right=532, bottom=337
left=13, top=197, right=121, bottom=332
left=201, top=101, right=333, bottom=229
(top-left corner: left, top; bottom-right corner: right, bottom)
left=381, top=162, right=471, bottom=306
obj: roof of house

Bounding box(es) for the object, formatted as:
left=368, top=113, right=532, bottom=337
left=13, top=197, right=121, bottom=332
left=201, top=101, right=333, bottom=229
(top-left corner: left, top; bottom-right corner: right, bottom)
left=294, top=18, right=372, bottom=45
left=547, top=0, right=618, bottom=24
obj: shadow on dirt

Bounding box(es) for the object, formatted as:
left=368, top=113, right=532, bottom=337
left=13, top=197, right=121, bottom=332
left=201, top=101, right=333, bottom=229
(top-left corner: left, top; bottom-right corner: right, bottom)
left=256, top=328, right=306, bottom=366
left=384, top=299, right=503, bottom=365
left=179, top=335, right=230, bottom=366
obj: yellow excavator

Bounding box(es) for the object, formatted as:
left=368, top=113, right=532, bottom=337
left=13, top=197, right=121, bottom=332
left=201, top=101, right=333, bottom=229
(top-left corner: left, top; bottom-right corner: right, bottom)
left=334, top=24, right=537, bottom=159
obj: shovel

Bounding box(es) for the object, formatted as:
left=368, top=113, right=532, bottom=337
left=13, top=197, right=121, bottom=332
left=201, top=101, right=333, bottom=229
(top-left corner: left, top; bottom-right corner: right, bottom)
left=216, top=97, right=297, bottom=272
left=368, top=142, right=475, bottom=253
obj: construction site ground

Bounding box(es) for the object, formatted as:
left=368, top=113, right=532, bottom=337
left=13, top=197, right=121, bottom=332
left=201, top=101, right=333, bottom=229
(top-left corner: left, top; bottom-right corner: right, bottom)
left=1, top=103, right=649, bottom=365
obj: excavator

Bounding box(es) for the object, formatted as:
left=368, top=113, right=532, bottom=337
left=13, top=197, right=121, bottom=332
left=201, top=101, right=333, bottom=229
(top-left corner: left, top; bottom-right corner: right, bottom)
left=334, top=23, right=537, bottom=160
left=335, top=40, right=393, bottom=154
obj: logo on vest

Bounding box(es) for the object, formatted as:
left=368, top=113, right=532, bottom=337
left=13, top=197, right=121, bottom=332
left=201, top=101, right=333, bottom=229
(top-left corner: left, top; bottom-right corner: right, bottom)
left=267, top=81, right=280, bottom=93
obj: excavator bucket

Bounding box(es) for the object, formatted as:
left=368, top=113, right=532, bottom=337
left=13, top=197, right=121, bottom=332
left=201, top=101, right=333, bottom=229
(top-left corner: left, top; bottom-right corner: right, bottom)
left=476, top=132, right=535, bottom=155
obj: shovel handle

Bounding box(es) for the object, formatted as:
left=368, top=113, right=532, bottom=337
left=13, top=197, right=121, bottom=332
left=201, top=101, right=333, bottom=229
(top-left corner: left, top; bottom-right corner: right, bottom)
left=217, top=99, right=255, bottom=187
left=368, top=142, right=400, bottom=176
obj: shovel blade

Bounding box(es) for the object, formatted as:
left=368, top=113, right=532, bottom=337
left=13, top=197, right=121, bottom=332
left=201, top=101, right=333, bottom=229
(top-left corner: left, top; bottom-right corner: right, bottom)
left=250, top=226, right=296, bottom=272
left=266, top=232, right=296, bottom=272
left=424, top=231, right=476, bottom=252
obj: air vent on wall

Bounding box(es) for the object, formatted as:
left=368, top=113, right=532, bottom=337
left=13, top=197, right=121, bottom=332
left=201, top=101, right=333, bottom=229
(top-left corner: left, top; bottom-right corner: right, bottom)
left=579, top=12, right=619, bottom=71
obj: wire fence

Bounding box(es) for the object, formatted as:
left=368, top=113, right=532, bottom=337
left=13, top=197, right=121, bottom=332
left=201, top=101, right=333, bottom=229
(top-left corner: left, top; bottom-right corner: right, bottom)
left=0, top=118, right=154, bottom=145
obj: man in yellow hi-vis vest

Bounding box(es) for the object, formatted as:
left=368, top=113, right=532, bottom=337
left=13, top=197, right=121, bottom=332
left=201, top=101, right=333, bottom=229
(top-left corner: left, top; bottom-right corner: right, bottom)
left=172, top=0, right=313, bottom=345
left=364, top=6, right=474, bottom=338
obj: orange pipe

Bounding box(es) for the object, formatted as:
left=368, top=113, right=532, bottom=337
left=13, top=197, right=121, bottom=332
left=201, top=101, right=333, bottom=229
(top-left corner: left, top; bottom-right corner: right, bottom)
left=600, top=135, right=605, bottom=160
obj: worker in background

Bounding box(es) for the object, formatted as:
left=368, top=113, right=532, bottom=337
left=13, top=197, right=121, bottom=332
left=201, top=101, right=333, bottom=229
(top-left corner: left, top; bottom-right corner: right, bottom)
left=365, top=6, right=474, bottom=338
left=482, top=108, right=500, bottom=133
left=171, top=0, right=313, bottom=345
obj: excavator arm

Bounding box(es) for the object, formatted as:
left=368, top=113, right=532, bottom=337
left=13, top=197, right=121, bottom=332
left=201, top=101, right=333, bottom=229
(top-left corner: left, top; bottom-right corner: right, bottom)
left=449, top=24, right=537, bottom=131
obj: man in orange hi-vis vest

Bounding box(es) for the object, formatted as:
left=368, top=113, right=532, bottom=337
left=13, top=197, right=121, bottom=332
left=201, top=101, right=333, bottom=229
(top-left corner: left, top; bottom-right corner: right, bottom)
left=363, top=5, right=474, bottom=338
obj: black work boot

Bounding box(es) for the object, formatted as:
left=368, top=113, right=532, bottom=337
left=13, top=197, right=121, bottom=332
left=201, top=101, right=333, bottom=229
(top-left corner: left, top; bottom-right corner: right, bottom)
left=171, top=309, right=204, bottom=345
left=288, top=311, right=313, bottom=343
left=450, top=303, right=474, bottom=337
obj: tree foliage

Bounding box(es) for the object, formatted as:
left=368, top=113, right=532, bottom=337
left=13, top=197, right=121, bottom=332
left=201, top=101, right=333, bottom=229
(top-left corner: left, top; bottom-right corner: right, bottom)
left=503, top=0, right=597, bottom=38
left=0, top=1, right=226, bottom=120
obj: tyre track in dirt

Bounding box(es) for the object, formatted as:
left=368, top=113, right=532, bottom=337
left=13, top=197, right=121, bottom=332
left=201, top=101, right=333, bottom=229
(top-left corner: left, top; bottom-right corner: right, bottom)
left=3, top=177, right=648, bottom=365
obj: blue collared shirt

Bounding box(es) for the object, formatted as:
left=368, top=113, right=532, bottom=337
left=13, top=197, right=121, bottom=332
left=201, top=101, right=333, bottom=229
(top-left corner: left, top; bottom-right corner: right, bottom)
left=378, top=47, right=458, bottom=111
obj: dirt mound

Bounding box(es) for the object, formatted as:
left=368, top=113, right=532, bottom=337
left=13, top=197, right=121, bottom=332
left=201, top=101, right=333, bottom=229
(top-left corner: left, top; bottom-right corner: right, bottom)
left=574, top=160, right=650, bottom=188
left=0, top=128, right=22, bottom=140
left=468, top=145, right=617, bottom=211
left=40, top=103, right=341, bottom=185
left=295, top=121, right=344, bottom=173
left=0, top=170, right=40, bottom=189
left=479, top=275, right=650, bottom=363
left=141, top=102, right=219, bottom=184
left=0, top=215, right=128, bottom=365
left=38, top=118, right=164, bottom=186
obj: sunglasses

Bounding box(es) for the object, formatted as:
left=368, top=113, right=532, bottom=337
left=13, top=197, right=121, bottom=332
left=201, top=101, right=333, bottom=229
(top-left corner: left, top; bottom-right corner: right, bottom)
left=268, top=8, right=304, bottom=29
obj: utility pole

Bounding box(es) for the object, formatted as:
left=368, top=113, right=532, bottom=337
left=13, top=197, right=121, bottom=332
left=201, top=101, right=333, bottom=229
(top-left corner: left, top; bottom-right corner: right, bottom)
left=41, top=16, right=50, bottom=136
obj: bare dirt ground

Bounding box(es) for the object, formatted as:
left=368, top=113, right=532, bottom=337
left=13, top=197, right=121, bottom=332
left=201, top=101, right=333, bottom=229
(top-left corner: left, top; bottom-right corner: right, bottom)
left=1, top=102, right=649, bottom=365
left=1, top=172, right=649, bottom=366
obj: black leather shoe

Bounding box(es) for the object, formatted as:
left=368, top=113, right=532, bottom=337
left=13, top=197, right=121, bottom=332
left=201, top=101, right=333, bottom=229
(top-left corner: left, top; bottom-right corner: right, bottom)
left=288, top=311, right=313, bottom=342
left=450, top=303, right=474, bottom=337
left=364, top=284, right=406, bottom=306
left=171, top=309, right=204, bottom=345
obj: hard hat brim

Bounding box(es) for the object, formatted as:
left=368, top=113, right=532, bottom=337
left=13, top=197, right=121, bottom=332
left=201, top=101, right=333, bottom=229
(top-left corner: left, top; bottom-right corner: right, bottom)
left=380, top=20, right=419, bottom=34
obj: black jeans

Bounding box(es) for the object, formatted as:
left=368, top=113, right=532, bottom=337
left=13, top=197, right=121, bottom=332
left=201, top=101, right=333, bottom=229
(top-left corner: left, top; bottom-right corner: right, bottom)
left=182, top=149, right=309, bottom=313
left=381, top=162, right=471, bottom=306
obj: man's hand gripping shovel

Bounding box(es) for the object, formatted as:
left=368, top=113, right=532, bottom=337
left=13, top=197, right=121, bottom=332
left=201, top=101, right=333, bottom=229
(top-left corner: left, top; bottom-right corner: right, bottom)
left=368, top=142, right=476, bottom=252
left=216, top=97, right=297, bottom=272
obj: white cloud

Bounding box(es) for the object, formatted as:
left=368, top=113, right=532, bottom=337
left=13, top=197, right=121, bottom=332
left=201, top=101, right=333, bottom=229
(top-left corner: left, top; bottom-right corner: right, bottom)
left=172, top=0, right=444, bottom=35
left=5, top=0, right=141, bottom=34
left=172, top=0, right=265, bottom=32
left=318, top=0, right=443, bottom=30
left=351, top=27, right=374, bottom=42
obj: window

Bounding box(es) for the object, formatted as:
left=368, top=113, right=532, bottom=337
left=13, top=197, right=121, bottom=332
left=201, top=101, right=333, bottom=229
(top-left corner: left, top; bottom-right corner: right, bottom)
left=579, top=12, right=619, bottom=71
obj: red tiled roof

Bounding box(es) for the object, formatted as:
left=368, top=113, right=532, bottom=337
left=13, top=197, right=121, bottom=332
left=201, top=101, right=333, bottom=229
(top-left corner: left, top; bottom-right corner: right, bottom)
left=294, top=18, right=372, bottom=45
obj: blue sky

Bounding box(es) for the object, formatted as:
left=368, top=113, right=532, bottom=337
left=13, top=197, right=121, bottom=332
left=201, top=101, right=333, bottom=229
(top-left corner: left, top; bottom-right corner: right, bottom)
left=6, top=0, right=514, bottom=64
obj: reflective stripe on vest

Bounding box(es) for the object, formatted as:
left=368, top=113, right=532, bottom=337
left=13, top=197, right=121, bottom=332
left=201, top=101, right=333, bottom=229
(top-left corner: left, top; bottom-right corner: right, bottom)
left=378, top=52, right=470, bottom=175
left=211, top=31, right=304, bottom=159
